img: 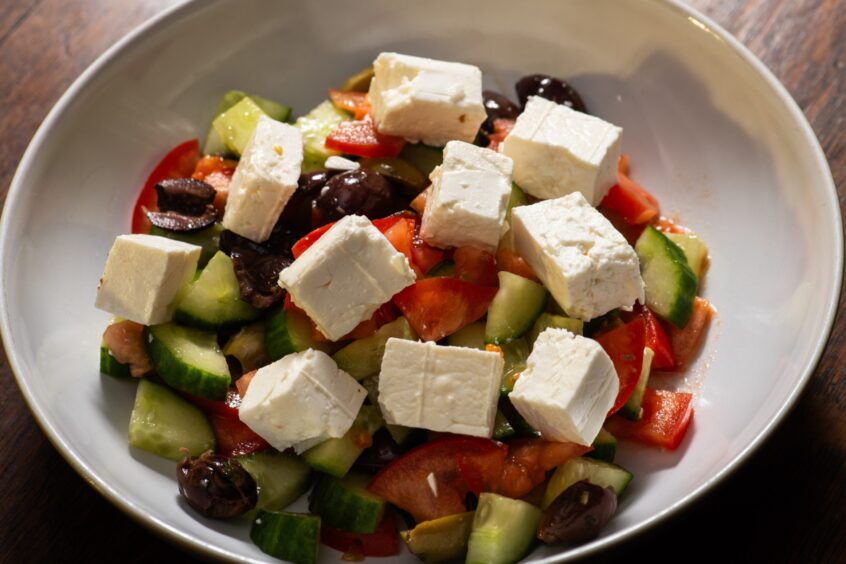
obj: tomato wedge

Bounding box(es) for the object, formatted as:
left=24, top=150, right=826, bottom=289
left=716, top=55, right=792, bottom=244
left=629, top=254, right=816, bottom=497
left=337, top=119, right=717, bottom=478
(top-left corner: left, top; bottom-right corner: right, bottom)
left=393, top=278, right=498, bottom=341
left=325, top=115, right=405, bottom=159
left=667, top=297, right=713, bottom=369
left=497, top=439, right=591, bottom=499
left=495, top=248, right=540, bottom=282
left=328, top=88, right=371, bottom=121
left=599, top=154, right=660, bottom=226
left=368, top=436, right=508, bottom=522
left=321, top=512, right=400, bottom=558
left=343, top=302, right=399, bottom=340
left=454, top=247, right=498, bottom=287
left=606, top=388, right=694, bottom=450
left=594, top=317, right=646, bottom=416
left=640, top=306, right=675, bottom=370
left=183, top=387, right=270, bottom=458
left=131, top=139, right=201, bottom=233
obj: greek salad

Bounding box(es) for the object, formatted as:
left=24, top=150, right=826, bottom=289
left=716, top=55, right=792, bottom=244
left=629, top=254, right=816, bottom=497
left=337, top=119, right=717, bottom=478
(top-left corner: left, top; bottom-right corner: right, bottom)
left=96, top=52, right=713, bottom=564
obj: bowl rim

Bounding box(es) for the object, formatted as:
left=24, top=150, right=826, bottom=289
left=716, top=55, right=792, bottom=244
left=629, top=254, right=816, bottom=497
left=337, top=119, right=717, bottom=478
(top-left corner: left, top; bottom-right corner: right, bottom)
left=0, top=0, right=841, bottom=561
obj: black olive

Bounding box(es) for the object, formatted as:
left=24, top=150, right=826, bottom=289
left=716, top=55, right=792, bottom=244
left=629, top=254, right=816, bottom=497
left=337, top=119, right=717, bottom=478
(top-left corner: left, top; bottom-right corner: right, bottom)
left=177, top=451, right=257, bottom=519
left=146, top=205, right=217, bottom=232
left=279, top=170, right=340, bottom=231
left=515, top=74, right=588, bottom=113
left=481, top=90, right=521, bottom=133
left=155, top=178, right=216, bottom=215
left=352, top=429, right=403, bottom=474
left=537, top=480, right=617, bottom=544
left=315, top=169, right=401, bottom=221
left=230, top=250, right=292, bottom=309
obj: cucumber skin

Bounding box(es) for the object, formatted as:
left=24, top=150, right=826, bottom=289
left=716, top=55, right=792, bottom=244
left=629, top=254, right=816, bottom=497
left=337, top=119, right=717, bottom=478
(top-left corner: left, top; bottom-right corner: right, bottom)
left=586, top=428, right=618, bottom=463
left=265, top=307, right=331, bottom=361
left=542, top=457, right=633, bottom=508
left=295, top=100, right=348, bottom=172
left=619, top=347, right=655, bottom=421
left=213, top=97, right=268, bottom=156
left=332, top=317, right=417, bottom=380
left=492, top=410, right=516, bottom=440
left=667, top=232, right=708, bottom=280
left=100, top=345, right=131, bottom=379
left=466, top=493, right=542, bottom=564
left=308, top=474, right=385, bottom=534
left=485, top=271, right=548, bottom=345
left=149, top=224, right=222, bottom=268
left=302, top=406, right=383, bottom=478
left=636, top=226, right=698, bottom=328
left=238, top=452, right=313, bottom=512
left=145, top=326, right=230, bottom=401
left=251, top=511, right=320, bottom=564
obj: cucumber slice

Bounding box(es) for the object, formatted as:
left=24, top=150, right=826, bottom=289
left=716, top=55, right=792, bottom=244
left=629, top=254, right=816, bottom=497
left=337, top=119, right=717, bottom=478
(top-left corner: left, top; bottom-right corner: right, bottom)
left=265, top=307, right=331, bottom=361
left=619, top=347, right=654, bottom=421
left=667, top=232, right=709, bottom=280
left=238, top=451, right=312, bottom=511
left=308, top=473, right=385, bottom=533
left=332, top=317, right=417, bottom=380
left=542, top=457, right=633, bottom=508
left=446, top=321, right=485, bottom=349
left=204, top=91, right=292, bottom=156
left=635, top=226, right=698, bottom=328
left=506, top=183, right=528, bottom=219
left=294, top=100, right=349, bottom=171
left=400, top=511, right=475, bottom=562
left=175, top=251, right=259, bottom=330
left=398, top=143, right=443, bottom=177
left=526, top=313, right=584, bottom=344
left=223, top=322, right=270, bottom=373
left=149, top=224, right=223, bottom=268
left=586, top=428, right=618, bottom=463
left=426, top=260, right=455, bottom=278
left=485, top=271, right=547, bottom=345
left=302, top=405, right=383, bottom=478
left=251, top=511, right=320, bottom=564
left=212, top=97, right=271, bottom=157
left=499, top=338, right=530, bottom=397
left=492, top=410, right=515, bottom=440
left=128, top=379, right=215, bottom=460
left=146, top=324, right=230, bottom=400
left=100, top=344, right=131, bottom=379
left=466, top=493, right=542, bottom=564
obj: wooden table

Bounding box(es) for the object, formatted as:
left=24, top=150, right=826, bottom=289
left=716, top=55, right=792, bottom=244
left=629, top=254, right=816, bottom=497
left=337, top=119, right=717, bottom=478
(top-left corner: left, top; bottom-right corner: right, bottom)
left=1, top=1, right=843, bottom=561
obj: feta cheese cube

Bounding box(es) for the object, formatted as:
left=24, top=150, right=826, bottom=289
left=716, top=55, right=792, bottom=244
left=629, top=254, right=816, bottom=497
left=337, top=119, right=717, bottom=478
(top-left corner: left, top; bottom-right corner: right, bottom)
left=378, top=338, right=502, bottom=437
left=95, top=234, right=201, bottom=325
left=277, top=215, right=416, bottom=341
left=324, top=155, right=360, bottom=171
left=420, top=141, right=513, bottom=252
left=222, top=116, right=304, bottom=242
left=509, top=328, right=618, bottom=445
left=500, top=96, right=622, bottom=204
left=368, top=52, right=487, bottom=146
left=239, top=349, right=367, bottom=453
left=511, top=193, right=644, bottom=321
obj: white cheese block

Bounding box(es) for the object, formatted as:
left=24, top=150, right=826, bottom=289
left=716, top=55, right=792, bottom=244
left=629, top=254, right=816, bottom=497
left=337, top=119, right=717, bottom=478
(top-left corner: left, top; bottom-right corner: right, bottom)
left=222, top=116, right=304, bottom=242
left=378, top=338, right=502, bottom=437
left=95, top=234, right=201, bottom=325
left=511, top=193, right=644, bottom=321
left=509, top=328, right=618, bottom=446
left=420, top=141, right=513, bottom=252
left=368, top=52, right=487, bottom=146
left=500, top=96, right=622, bottom=204
left=239, top=349, right=367, bottom=453
left=324, top=155, right=360, bottom=171
left=277, top=215, right=416, bottom=341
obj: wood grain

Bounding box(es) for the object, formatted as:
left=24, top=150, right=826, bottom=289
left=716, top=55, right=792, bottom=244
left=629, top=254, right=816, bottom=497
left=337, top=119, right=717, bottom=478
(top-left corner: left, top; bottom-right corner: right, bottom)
left=0, top=0, right=843, bottom=562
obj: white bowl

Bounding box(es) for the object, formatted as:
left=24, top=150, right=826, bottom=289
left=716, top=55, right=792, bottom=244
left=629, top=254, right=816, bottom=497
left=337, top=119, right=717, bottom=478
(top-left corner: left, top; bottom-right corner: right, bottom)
left=0, top=0, right=840, bottom=562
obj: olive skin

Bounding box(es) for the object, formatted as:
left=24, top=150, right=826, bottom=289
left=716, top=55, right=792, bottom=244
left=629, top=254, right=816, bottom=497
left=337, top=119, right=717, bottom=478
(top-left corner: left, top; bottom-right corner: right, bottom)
left=352, top=428, right=404, bottom=474
left=177, top=451, right=257, bottom=519
left=515, top=74, right=588, bottom=113
left=315, top=169, right=402, bottom=221
left=537, top=480, right=617, bottom=544
left=481, top=90, right=521, bottom=133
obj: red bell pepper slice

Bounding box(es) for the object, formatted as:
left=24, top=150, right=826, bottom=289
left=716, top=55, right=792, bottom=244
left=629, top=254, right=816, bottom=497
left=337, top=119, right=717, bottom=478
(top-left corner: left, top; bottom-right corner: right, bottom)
left=320, top=512, right=400, bottom=558
left=599, top=154, right=660, bottom=225
left=667, top=297, right=713, bottom=369
left=328, top=89, right=371, bottom=121
left=131, top=139, right=201, bottom=233
left=496, top=439, right=591, bottom=499
left=325, top=115, right=405, bottom=159
left=454, top=247, right=498, bottom=287
left=640, top=306, right=675, bottom=370
left=594, top=317, right=646, bottom=416
left=392, top=278, right=498, bottom=341
left=606, top=388, right=694, bottom=450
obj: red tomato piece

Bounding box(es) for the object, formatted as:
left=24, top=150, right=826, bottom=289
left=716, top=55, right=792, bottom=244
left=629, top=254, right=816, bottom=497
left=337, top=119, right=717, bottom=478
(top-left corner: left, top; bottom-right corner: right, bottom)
left=393, top=278, right=498, bottom=341
left=342, top=302, right=399, bottom=341
left=497, top=439, right=591, bottom=499
left=594, top=317, right=646, bottom=416
left=328, top=88, right=372, bottom=121
left=321, top=512, right=400, bottom=558
left=640, top=306, right=676, bottom=370
left=598, top=154, right=660, bottom=226
left=409, top=187, right=429, bottom=215
left=291, top=222, right=335, bottom=258
left=667, top=297, right=713, bottom=369
left=368, top=436, right=508, bottom=522
left=454, top=247, right=498, bottom=287
left=325, top=115, right=405, bottom=159
left=235, top=370, right=257, bottom=398
left=192, top=155, right=237, bottom=215
left=495, top=248, right=540, bottom=283
left=411, top=233, right=445, bottom=277
left=182, top=387, right=241, bottom=419
left=606, top=388, right=694, bottom=450
left=486, top=118, right=515, bottom=152
left=131, top=139, right=201, bottom=233
left=209, top=414, right=271, bottom=458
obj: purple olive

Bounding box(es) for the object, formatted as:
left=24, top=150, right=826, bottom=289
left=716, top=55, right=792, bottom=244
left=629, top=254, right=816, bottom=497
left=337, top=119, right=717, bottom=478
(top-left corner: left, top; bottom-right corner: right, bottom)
left=481, top=90, right=521, bottom=133
left=537, top=480, right=617, bottom=544
left=177, top=451, right=257, bottom=519
left=515, top=74, right=587, bottom=113
left=315, top=169, right=402, bottom=221
left=154, top=178, right=216, bottom=215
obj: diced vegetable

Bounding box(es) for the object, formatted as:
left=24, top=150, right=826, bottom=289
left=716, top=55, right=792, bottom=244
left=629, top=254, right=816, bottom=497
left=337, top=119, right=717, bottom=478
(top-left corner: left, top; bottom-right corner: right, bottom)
left=398, top=143, right=443, bottom=177
left=309, top=473, right=386, bottom=534
left=606, top=388, right=695, bottom=450
left=466, top=493, right=542, bottom=564
left=496, top=438, right=590, bottom=499
left=321, top=512, right=400, bottom=558
left=594, top=317, right=646, bottom=416
left=212, top=97, right=269, bottom=156
left=454, top=247, right=498, bottom=287
left=100, top=344, right=131, bottom=379
left=635, top=226, right=697, bottom=327
left=264, top=307, right=332, bottom=361
left=332, top=317, right=417, bottom=380
left=325, top=115, right=406, bottom=158
left=526, top=312, right=583, bottom=344
left=640, top=306, right=675, bottom=370
left=492, top=411, right=516, bottom=440
left=149, top=223, right=223, bottom=268
left=619, top=347, right=655, bottom=421
left=251, top=511, right=321, bottom=564
left=667, top=232, right=709, bottom=280
left=598, top=154, right=660, bottom=225
left=667, top=297, right=713, bottom=369
left=294, top=100, right=349, bottom=171
left=146, top=324, right=230, bottom=400
left=586, top=428, right=618, bottom=463
left=238, top=451, right=313, bottom=512
left=543, top=457, right=633, bottom=509
left=302, top=405, right=384, bottom=478
left=400, top=511, right=475, bottom=562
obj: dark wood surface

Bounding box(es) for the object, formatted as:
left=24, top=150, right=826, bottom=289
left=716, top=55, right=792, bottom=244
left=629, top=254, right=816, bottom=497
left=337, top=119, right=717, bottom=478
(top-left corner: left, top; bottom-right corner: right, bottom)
left=1, top=1, right=843, bottom=562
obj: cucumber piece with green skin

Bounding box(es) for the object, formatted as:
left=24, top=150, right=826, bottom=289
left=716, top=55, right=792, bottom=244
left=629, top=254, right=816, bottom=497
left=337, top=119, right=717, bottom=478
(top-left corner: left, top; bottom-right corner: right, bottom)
left=150, top=224, right=223, bottom=268
left=400, top=511, right=475, bottom=562
left=398, top=143, right=443, bottom=177
left=485, top=271, right=547, bottom=345
left=426, top=260, right=455, bottom=278
left=294, top=100, right=349, bottom=172
left=146, top=324, right=230, bottom=400
left=204, top=92, right=292, bottom=156
left=446, top=321, right=485, bottom=349
left=100, top=344, right=131, bottom=379
left=175, top=251, right=259, bottom=330
left=526, top=312, right=584, bottom=344
left=212, top=97, right=270, bottom=157
left=302, top=405, right=383, bottom=478
left=499, top=338, right=530, bottom=397
left=265, top=307, right=332, bottom=361
left=542, top=457, right=633, bottom=508
left=667, top=232, right=709, bottom=280
left=635, top=226, right=698, bottom=328
left=128, top=378, right=215, bottom=459
left=619, top=347, right=654, bottom=421
left=586, top=428, right=618, bottom=463
left=466, top=493, right=542, bottom=564
left=308, top=473, right=385, bottom=533
left=237, top=451, right=312, bottom=511
left=492, top=410, right=515, bottom=440
left=332, top=317, right=417, bottom=380
left=251, top=511, right=320, bottom=564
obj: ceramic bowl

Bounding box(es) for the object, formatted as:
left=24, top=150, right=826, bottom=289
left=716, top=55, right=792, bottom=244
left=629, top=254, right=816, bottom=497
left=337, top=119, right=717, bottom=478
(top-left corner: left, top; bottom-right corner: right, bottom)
left=0, top=0, right=840, bottom=561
